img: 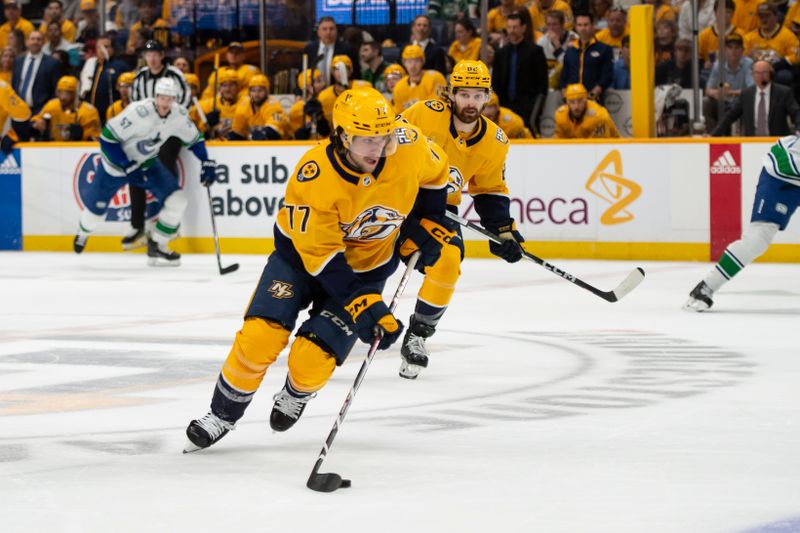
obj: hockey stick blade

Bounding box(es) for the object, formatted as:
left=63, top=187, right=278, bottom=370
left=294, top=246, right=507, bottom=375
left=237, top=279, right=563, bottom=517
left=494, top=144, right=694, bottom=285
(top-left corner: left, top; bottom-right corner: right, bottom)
left=219, top=263, right=239, bottom=275
left=307, top=472, right=352, bottom=492
left=605, top=267, right=645, bottom=302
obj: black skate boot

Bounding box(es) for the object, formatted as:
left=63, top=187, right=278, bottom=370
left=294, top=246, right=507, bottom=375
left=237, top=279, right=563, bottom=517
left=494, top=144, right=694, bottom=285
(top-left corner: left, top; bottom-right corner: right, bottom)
left=684, top=281, right=714, bottom=312
left=121, top=228, right=146, bottom=250
left=147, top=237, right=181, bottom=267
left=270, top=384, right=316, bottom=432
left=184, top=411, right=235, bottom=453
left=399, top=316, right=436, bottom=380
left=73, top=233, right=89, bottom=254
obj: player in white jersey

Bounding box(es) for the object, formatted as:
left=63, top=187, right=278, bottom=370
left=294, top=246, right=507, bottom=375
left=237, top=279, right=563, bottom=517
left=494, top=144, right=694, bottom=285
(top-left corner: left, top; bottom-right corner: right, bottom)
left=73, top=78, right=217, bottom=266
left=686, top=135, right=800, bottom=310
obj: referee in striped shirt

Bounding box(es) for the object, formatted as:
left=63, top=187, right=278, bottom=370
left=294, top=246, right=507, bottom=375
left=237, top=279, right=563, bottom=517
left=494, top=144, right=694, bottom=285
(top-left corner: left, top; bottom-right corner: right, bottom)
left=123, top=39, right=192, bottom=249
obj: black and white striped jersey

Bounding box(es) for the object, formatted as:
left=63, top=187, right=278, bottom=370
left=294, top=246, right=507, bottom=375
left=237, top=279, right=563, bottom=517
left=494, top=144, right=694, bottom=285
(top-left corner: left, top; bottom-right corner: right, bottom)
left=131, top=65, right=191, bottom=109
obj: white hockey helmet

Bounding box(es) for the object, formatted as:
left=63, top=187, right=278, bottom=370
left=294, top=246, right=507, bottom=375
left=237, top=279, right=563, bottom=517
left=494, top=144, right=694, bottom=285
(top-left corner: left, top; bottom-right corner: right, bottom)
left=154, top=77, right=180, bottom=98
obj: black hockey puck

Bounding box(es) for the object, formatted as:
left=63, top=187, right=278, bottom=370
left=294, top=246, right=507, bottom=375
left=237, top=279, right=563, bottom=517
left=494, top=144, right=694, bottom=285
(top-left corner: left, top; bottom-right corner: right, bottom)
left=340, top=479, right=352, bottom=488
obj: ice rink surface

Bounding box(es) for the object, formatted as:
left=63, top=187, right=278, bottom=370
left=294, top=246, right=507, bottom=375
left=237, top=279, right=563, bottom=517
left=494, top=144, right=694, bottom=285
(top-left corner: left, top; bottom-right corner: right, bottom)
left=1, top=252, right=798, bottom=533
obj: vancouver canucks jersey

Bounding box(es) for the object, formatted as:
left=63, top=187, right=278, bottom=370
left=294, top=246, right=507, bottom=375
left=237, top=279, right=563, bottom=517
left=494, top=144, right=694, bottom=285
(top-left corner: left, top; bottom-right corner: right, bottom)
left=274, top=120, right=450, bottom=303
left=764, top=135, right=800, bottom=186
left=100, top=98, right=204, bottom=176
left=401, top=99, right=511, bottom=226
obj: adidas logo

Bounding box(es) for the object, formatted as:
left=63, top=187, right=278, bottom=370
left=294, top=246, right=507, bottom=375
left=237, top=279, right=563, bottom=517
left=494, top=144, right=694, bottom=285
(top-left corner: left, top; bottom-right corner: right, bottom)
left=711, top=150, right=741, bottom=174
left=0, top=153, right=20, bottom=174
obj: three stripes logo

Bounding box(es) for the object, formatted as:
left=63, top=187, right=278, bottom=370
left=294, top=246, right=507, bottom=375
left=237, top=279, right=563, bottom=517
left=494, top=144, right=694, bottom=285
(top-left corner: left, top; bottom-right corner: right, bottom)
left=0, top=152, right=20, bottom=175
left=710, top=150, right=741, bottom=174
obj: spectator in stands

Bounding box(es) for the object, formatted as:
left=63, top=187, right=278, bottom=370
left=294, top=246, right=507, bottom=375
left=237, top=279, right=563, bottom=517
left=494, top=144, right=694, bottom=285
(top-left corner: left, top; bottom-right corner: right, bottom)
left=79, top=34, right=127, bottom=123
left=303, top=16, right=356, bottom=86
left=493, top=12, right=548, bottom=131
left=202, top=42, right=260, bottom=101
left=482, top=91, right=533, bottom=138
left=589, top=0, right=612, bottom=30
left=679, top=0, right=715, bottom=40
left=560, top=12, right=613, bottom=102
left=31, top=75, right=100, bottom=141
left=318, top=54, right=372, bottom=120
left=39, top=1, right=77, bottom=43
left=449, top=17, right=481, bottom=63
left=113, top=0, right=139, bottom=30
left=655, top=19, right=678, bottom=65
left=360, top=40, right=391, bottom=93
left=712, top=60, right=800, bottom=136
left=529, top=0, right=574, bottom=33
left=537, top=10, right=577, bottom=89
left=698, top=0, right=743, bottom=69
left=649, top=0, right=678, bottom=24
left=704, top=33, right=753, bottom=133
left=383, top=63, right=405, bottom=111
left=487, top=0, right=517, bottom=46
left=198, top=67, right=240, bottom=140
left=126, top=0, right=169, bottom=54
left=76, top=0, right=101, bottom=48
left=392, top=44, right=446, bottom=111
left=612, top=35, right=631, bottom=89
left=595, top=6, right=628, bottom=58
left=6, top=28, right=25, bottom=55
left=229, top=74, right=290, bottom=141
left=342, top=26, right=366, bottom=61
left=554, top=82, right=619, bottom=138
left=744, top=3, right=798, bottom=86
left=1, top=46, right=14, bottom=84
left=43, top=21, right=78, bottom=56
left=428, top=0, right=479, bottom=23
left=290, top=68, right=330, bottom=140
left=408, top=14, right=447, bottom=75
left=732, top=0, right=761, bottom=33
left=105, top=70, right=133, bottom=121
left=173, top=56, right=191, bottom=75
left=13, top=30, right=63, bottom=114
left=51, top=49, right=72, bottom=75
left=656, top=38, right=694, bottom=88
left=0, top=1, right=34, bottom=50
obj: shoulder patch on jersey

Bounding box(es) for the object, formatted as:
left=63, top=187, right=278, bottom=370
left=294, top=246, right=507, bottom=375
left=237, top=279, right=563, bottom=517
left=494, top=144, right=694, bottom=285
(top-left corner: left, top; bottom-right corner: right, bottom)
left=0, top=80, right=7, bottom=88
left=297, top=161, right=320, bottom=182
left=395, top=126, right=419, bottom=145
left=495, top=127, right=508, bottom=144
left=424, top=100, right=445, bottom=112
left=135, top=104, right=149, bottom=117
left=177, top=106, right=188, bottom=116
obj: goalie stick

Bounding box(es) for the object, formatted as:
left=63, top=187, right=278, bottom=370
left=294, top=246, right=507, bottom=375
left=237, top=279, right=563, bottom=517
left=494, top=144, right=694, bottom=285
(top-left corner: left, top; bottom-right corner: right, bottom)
left=306, top=252, right=420, bottom=493
left=445, top=211, right=644, bottom=302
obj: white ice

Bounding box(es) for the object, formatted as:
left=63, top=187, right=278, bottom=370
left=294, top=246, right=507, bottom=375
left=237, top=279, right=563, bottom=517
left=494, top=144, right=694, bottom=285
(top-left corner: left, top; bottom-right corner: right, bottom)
left=1, top=252, right=799, bottom=533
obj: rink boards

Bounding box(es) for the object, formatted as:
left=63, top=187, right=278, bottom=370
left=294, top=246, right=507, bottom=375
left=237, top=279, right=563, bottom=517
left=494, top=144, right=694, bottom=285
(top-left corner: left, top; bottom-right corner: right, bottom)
left=3, top=138, right=800, bottom=262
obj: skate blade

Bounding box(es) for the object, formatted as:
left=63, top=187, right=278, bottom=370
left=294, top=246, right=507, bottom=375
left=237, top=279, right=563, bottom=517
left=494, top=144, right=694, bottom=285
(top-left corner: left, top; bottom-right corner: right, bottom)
left=399, top=362, right=423, bottom=380
left=182, top=439, right=203, bottom=454
left=147, top=257, right=181, bottom=267
left=682, top=299, right=710, bottom=312
left=121, top=238, right=147, bottom=251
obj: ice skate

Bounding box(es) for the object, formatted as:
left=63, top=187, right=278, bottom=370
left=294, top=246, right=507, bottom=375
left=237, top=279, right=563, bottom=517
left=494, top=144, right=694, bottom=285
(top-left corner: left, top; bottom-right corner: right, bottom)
left=121, top=228, right=147, bottom=250
left=73, top=233, right=89, bottom=254
left=184, top=411, right=235, bottom=453
left=399, top=316, right=435, bottom=379
left=684, top=281, right=714, bottom=312
left=270, top=385, right=316, bottom=432
left=147, top=237, right=181, bottom=267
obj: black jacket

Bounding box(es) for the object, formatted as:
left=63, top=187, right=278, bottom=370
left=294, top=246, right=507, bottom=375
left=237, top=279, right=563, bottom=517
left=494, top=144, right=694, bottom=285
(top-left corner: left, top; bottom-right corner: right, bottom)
left=492, top=40, right=548, bottom=128
left=12, top=54, right=63, bottom=115
left=713, top=83, right=800, bottom=136
left=302, top=40, right=360, bottom=82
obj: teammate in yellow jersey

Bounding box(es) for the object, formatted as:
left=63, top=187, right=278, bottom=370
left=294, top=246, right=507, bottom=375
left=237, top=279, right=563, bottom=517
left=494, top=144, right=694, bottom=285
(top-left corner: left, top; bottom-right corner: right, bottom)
left=393, top=45, right=447, bottom=111
left=397, top=60, right=524, bottom=379
left=201, top=42, right=261, bottom=101
left=31, top=76, right=100, bottom=141
left=482, top=92, right=534, bottom=139
left=197, top=67, right=240, bottom=139
left=382, top=63, right=406, bottom=113
left=184, top=87, right=454, bottom=450
left=554, top=83, right=620, bottom=139
left=105, top=71, right=134, bottom=121
left=229, top=74, right=290, bottom=140
left=0, top=78, right=31, bottom=154
left=317, top=54, right=372, bottom=123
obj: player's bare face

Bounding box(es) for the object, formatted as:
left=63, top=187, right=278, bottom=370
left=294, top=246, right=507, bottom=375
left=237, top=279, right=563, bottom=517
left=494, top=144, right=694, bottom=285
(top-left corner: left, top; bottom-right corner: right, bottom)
left=347, top=134, right=392, bottom=173
left=155, top=94, right=174, bottom=116
left=453, top=88, right=488, bottom=124
left=403, top=58, right=423, bottom=77
left=567, top=97, right=587, bottom=119
left=221, top=81, right=238, bottom=101
left=57, top=89, right=75, bottom=108
left=119, top=84, right=130, bottom=100
left=249, top=86, right=267, bottom=106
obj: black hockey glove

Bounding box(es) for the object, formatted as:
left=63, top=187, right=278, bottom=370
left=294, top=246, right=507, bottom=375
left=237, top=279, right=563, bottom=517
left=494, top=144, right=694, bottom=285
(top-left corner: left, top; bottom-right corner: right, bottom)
left=345, top=290, right=404, bottom=350
left=251, top=126, right=281, bottom=141
left=200, top=159, right=217, bottom=186
left=486, top=220, right=524, bottom=263
left=316, top=117, right=331, bottom=137
left=398, top=216, right=455, bottom=272
left=303, top=99, right=322, bottom=119
left=0, top=135, right=13, bottom=155
left=206, top=110, right=221, bottom=128
left=66, top=123, right=84, bottom=141
left=293, top=126, right=311, bottom=140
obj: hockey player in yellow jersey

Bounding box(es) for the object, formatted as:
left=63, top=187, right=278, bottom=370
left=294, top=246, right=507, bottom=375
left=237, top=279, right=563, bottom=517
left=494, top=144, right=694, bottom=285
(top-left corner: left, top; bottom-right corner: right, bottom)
left=393, top=45, right=447, bottom=111
left=482, top=92, right=534, bottom=139
left=317, top=55, right=372, bottom=123
left=31, top=76, right=101, bottom=141
left=290, top=68, right=331, bottom=140
left=105, top=71, right=134, bottom=121
left=0, top=79, right=31, bottom=154
left=184, top=87, right=454, bottom=450
left=382, top=63, right=406, bottom=112
left=229, top=74, right=290, bottom=140
left=554, top=83, right=620, bottom=139
left=201, top=42, right=261, bottom=101
left=197, top=67, right=241, bottom=139
left=397, top=60, right=524, bottom=379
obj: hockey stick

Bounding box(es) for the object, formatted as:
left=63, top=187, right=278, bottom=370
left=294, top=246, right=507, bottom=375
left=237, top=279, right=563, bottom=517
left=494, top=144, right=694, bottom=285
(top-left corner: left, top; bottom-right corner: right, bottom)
left=307, top=252, right=420, bottom=493
left=205, top=186, right=239, bottom=275
left=445, top=211, right=645, bottom=302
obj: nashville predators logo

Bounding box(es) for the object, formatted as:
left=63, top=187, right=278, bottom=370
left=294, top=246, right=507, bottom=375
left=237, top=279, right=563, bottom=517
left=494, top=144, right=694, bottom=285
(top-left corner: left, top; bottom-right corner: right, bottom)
left=297, top=161, right=320, bottom=182
left=446, top=166, right=465, bottom=195
left=268, top=280, right=294, bottom=299
left=425, top=100, right=445, bottom=112
left=585, top=150, right=642, bottom=225
left=340, top=205, right=405, bottom=241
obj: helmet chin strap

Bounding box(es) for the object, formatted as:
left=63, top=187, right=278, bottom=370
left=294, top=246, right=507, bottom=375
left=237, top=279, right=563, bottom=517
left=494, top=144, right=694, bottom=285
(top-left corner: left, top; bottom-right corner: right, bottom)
left=333, top=129, right=363, bottom=173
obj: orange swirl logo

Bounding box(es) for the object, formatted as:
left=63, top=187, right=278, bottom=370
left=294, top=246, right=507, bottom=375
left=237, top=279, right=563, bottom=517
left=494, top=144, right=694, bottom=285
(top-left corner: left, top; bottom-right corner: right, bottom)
left=585, top=150, right=642, bottom=225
